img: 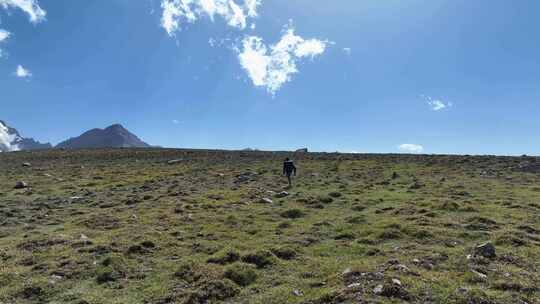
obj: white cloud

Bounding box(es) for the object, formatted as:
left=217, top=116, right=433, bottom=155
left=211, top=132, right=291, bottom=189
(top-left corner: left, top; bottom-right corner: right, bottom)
left=0, top=0, right=46, bottom=23
left=398, top=144, right=424, bottom=154
left=423, top=95, right=452, bottom=111
left=0, top=29, right=9, bottom=58
left=172, top=119, right=181, bottom=124
left=237, top=26, right=327, bottom=94
left=0, top=29, right=10, bottom=42
left=343, top=47, right=351, bottom=55
left=0, top=121, right=19, bottom=152
left=244, top=0, right=259, bottom=17
left=15, top=64, right=32, bottom=78
left=0, top=1, right=45, bottom=60
left=160, top=0, right=261, bottom=36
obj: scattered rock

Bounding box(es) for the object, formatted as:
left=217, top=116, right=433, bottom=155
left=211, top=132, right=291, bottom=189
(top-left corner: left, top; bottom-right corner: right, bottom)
left=409, top=181, right=424, bottom=190
left=292, top=289, right=304, bottom=297
left=258, top=198, right=273, bottom=204
left=373, top=284, right=383, bottom=294
left=167, top=159, right=184, bottom=165
left=234, top=172, right=257, bottom=184
left=471, top=269, right=488, bottom=280
left=275, top=191, right=289, bottom=198
left=373, top=279, right=411, bottom=300
left=474, top=242, right=496, bottom=259
left=22, top=162, right=31, bottom=167
left=14, top=181, right=29, bottom=189
left=457, top=287, right=469, bottom=293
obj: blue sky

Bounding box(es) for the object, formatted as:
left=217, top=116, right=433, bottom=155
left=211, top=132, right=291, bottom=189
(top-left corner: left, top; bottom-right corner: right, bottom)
left=1, top=0, right=540, bottom=155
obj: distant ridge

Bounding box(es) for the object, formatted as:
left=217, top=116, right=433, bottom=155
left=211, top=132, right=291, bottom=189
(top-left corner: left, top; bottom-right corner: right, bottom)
left=56, top=124, right=150, bottom=149
left=0, top=120, right=52, bottom=152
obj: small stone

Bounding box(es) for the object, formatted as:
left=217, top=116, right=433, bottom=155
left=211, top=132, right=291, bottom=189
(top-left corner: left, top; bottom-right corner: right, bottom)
left=292, top=289, right=303, bottom=297
left=392, top=279, right=402, bottom=286
left=167, top=159, right=184, bottom=165
left=276, top=191, right=289, bottom=198
left=22, top=162, right=31, bottom=167
left=474, top=242, right=496, bottom=259
left=347, top=283, right=361, bottom=289
left=471, top=270, right=487, bottom=280
left=409, top=181, right=424, bottom=189
left=14, top=181, right=28, bottom=189
left=373, top=284, right=384, bottom=294
left=259, top=198, right=273, bottom=204
left=51, top=274, right=63, bottom=280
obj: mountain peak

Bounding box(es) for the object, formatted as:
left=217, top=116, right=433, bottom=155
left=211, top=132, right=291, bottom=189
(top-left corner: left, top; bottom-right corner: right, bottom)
left=0, top=120, right=52, bottom=152
left=56, top=124, right=150, bottom=149
left=105, top=123, right=126, bottom=131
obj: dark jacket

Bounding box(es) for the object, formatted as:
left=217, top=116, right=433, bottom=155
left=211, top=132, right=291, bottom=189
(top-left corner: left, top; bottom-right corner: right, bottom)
left=283, top=160, right=297, bottom=176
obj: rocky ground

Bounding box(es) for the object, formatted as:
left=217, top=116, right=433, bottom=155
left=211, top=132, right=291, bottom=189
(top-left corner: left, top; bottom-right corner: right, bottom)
left=0, top=149, right=539, bottom=304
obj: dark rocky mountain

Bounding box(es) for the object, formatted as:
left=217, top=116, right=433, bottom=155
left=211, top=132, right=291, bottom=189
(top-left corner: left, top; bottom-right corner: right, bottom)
left=56, top=124, right=150, bottom=149
left=0, top=120, right=52, bottom=152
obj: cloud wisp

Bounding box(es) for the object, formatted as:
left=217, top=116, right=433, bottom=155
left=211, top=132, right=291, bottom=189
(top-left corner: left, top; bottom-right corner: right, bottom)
left=159, top=1, right=330, bottom=94
left=398, top=143, right=424, bottom=154
left=0, top=29, right=9, bottom=58
left=15, top=64, right=32, bottom=78
left=237, top=26, right=327, bottom=95
left=161, top=0, right=261, bottom=36
left=0, top=0, right=46, bottom=23
left=1, top=0, right=46, bottom=73
left=422, top=95, right=452, bottom=111
left=0, top=29, right=10, bottom=42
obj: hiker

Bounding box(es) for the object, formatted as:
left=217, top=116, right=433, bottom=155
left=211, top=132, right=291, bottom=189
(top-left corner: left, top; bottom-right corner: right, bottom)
left=283, top=157, right=297, bottom=187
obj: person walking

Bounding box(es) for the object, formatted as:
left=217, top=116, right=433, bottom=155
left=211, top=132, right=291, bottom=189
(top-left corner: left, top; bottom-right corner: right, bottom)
left=283, top=157, right=297, bottom=188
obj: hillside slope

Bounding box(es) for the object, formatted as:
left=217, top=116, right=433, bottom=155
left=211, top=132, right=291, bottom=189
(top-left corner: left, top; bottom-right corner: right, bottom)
left=0, top=149, right=538, bottom=304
